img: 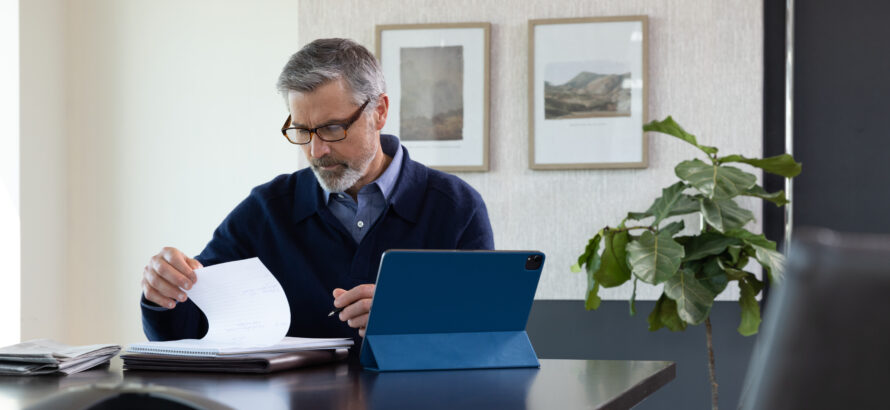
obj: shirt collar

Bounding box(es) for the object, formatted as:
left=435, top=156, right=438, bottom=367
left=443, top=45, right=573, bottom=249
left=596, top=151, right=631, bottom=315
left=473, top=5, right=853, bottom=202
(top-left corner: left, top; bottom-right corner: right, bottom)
left=321, top=135, right=404, bottom=204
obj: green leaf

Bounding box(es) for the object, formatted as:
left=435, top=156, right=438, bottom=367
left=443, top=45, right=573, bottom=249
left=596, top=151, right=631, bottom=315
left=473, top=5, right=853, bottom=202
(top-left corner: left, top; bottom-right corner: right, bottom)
left=700, top=198, right=755, bottom=232
left=664, top=269, right=716, bottom=325
left=727, top=245, right=742, bottom=264
left=626, top=230, right=685, bottom=284
left=585, top=282, right=602, bottom=310
left=572, top=232, right=602, bottom=273
left=594, top=230, right=632, bottom=288
left=660, top=220, right=685, bottom=237
left=648, top=293, right=687, bottom=332
left=695, top=257, right=729, bottom=295
left=742, top=185, right=789, bottom=207
left=676, top=159, right=757, bottom=200
left=737, top=276, right=762, bottom=336
left=717, top=259, right=749, bottom=281
left=682, top=232, right=743, bottom=262
left=627, top=212, right=649, bottom=220
left=585, top=248, right=603, bottom=310
left=720, top=230, right=784, bottom=283
left=643, top=116, right=719, bottom=155
left=627, top=182, right=700, bottom=224
left=752, top=245, right=785, bottom=285
left=629, top=279, right=638, bottom=316
left=718, top=153, right=802, bottom=178
left=723, top=229, right=777, bottom=250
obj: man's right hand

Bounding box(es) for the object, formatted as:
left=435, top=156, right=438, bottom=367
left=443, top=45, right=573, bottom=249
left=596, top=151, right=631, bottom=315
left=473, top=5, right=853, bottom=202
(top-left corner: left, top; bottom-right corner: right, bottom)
left=142, top=247, right=202, bottom=309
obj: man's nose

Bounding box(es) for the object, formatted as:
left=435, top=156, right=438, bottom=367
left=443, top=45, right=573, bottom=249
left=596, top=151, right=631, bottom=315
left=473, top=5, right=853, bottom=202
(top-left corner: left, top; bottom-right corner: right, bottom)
left=309, top=134, right=330, bottom=158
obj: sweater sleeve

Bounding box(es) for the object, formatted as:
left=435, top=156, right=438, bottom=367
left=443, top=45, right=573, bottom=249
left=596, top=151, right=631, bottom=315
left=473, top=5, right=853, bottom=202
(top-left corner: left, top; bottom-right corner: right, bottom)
left=139, top=191, right=260, bottom=341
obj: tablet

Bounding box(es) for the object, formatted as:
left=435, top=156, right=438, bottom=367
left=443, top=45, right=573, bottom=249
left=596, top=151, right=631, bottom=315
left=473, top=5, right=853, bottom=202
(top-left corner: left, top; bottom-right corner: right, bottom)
left=360, top=250, right=545, bottom=371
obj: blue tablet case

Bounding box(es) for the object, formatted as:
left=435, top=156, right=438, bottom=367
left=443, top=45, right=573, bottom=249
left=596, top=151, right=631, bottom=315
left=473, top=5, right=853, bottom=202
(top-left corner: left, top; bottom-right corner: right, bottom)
left=360, top=250, right=544, bottom=372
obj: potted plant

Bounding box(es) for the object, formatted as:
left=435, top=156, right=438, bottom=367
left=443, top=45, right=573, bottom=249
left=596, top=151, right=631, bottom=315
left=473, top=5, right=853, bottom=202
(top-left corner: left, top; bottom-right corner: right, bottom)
left=571, top=117, right=801, bottom=410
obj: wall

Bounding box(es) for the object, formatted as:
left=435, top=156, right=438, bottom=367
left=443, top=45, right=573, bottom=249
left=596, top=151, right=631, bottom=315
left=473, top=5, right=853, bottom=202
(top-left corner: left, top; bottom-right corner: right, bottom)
left=298, top=0, right=764, bottom=302
left=1, top=0, right=21, bottom=346
left=19, top=0, right=68, bottom=343
left=20, top=0, right=300, bottom=345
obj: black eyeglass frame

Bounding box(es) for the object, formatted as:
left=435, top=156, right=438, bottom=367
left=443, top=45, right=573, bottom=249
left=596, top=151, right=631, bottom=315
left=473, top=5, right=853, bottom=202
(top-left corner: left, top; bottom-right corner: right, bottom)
left=280, top=98, right=371, bottom=145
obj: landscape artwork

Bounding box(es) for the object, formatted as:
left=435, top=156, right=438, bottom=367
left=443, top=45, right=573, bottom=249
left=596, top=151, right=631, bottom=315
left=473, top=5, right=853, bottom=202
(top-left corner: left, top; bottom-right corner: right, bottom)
left=544, top=60, right=631, bottom=120
left=399, top=45, right=464, bottom=141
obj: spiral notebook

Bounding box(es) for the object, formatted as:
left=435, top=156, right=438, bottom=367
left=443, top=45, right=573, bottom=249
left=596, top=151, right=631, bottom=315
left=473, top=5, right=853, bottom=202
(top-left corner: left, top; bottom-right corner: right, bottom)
left=126, top=337, right=352, bottom=358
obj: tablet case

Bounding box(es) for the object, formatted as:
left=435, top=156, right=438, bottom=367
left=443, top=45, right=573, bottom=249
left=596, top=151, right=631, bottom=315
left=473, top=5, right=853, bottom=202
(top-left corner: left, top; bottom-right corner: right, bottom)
left=360, top=250, right=544, bottom=372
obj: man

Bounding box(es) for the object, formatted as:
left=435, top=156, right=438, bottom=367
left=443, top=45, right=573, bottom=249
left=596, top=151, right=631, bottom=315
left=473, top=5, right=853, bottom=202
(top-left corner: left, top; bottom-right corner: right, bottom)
left=140, top=38, right=493, bottom=341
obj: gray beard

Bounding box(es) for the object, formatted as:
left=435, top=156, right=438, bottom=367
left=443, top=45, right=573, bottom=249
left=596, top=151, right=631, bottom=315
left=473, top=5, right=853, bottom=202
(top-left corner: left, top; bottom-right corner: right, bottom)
left=312, top=164, right=364, bottom=193
left=310, top=145, right=378, bottom=193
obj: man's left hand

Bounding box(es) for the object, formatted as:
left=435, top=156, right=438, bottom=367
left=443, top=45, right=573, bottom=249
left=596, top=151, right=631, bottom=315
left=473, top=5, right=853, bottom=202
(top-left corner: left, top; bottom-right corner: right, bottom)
left=333, top=284, right=375, bottom=337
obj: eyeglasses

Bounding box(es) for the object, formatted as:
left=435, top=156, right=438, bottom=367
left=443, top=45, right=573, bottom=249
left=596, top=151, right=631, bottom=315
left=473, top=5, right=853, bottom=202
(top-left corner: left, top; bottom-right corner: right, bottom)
left=280, top=99, right=371, bottom=145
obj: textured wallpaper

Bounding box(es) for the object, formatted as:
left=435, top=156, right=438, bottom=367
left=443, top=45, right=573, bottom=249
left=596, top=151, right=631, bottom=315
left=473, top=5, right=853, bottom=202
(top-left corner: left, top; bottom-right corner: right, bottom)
left=298, top=0, right=763, bottom=301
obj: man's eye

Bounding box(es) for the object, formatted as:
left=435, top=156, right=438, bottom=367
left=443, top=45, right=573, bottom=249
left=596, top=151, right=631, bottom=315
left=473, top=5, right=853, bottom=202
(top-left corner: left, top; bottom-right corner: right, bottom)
left=297, top=129, right=313, bottom=135
left=322, top=124, right=346, bottom=131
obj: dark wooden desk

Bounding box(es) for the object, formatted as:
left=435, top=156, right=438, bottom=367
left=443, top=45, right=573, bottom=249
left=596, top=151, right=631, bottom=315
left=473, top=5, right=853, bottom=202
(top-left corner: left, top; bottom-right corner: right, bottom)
left=0, top=358, right=675, bottom=409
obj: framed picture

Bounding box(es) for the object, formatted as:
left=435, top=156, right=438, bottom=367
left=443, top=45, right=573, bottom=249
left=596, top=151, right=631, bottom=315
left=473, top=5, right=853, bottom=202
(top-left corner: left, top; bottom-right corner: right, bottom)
left=529, top=16, right=648, bottom=169
left=376, top=23, right=490, bottom=172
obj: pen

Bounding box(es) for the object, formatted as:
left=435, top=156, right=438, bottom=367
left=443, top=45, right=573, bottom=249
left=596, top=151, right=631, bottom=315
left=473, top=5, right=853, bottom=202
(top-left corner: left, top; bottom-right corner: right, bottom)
left=328, top=306, right=344, bottom=317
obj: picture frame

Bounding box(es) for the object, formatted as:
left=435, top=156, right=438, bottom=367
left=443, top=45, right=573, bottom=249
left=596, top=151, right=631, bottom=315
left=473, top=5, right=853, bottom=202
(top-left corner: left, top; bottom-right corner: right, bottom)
left=375, top=23, right=490, bottom=172
left=528, top=16, right=649, bottom=169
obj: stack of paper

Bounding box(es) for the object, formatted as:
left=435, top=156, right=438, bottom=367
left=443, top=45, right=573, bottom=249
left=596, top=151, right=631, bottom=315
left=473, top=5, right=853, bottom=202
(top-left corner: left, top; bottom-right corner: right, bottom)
left=0, top=339, right=121, bottom=376
left=123, top=258, right=351, bottom=373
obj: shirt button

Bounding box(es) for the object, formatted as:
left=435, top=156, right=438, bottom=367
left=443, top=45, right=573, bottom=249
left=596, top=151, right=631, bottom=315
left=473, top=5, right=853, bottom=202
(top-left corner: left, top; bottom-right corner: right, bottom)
left=338, top=194, right=345, bottom=199
left=357, top=221, right=365, bottom=228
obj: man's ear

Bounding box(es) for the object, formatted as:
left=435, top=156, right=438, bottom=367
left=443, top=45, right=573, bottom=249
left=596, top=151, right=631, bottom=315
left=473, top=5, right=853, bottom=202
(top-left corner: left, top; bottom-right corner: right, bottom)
left=373, top=93, right=389, bottom=131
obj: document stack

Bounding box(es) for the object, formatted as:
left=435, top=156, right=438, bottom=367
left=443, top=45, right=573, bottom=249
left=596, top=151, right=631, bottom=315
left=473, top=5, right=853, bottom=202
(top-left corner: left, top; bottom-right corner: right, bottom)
left=122, top=337, right=352, bottom=373
left=0, top=339, right=121, bottom=376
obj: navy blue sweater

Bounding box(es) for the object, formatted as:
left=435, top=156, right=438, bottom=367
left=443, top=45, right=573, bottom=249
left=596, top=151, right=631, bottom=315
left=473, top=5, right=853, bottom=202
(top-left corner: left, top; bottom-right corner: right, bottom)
left=141, top=135, right=494, bottom=341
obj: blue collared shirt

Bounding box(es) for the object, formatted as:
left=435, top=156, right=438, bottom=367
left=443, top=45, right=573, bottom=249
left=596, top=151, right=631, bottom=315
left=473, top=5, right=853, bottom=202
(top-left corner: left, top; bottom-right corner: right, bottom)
left=322, top=143, right=403, bottom=243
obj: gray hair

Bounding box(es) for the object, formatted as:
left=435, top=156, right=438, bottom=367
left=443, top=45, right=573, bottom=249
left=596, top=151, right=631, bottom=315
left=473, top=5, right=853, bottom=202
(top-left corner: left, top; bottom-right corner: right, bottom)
left=276, top=38, right=386, bottom=108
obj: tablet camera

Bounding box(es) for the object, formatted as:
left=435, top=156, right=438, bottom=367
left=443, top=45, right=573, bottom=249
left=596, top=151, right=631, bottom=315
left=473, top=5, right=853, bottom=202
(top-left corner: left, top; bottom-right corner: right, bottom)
left=525, top=254, right=543, bottom=270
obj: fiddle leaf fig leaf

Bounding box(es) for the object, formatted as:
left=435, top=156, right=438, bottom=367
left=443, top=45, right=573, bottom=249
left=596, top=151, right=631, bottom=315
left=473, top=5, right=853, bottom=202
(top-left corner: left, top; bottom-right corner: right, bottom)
left=648, top=293, right=687, bottom=332
left=752, top=245, right=785, bottom=285
left=660, top=220, right=686, bottom=237
left=585, top=281, right=602, bottom=310
left=676, top=159, right=757, bottom=199
left=723, top=229, right=777, bottom=250
left=627, top=182, right=700, bottom=224
left=594, top=230, right=631, bottom=288
left=584, top=244, right=603, bottom=310
left=737, top=275, right=763, bottom=336
left=717, top=259, right=749, bottom=281
left=718, top=153, right=802, bottom=178
left=664, top=269, right=716, bottom=325
left=742, top=185, right=789, bottom=207
left=695, top=257, right=730, bottom=295
left=683, top=232, right=743, bottom=262
left=643, top=116, right=718, bottom=155
left=572, top=232, right=602, bottom=273
left=626, top=230, right=685, bottom=284
left=721, top=229, right=784, bottom=284
left=629, top=279, right=638, bottom=316
left=700, top=198, right=755, bottom=232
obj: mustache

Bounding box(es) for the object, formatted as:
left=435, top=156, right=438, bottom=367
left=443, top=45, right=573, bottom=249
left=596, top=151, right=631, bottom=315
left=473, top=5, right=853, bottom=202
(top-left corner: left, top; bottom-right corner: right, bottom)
left=311, top=156, right=346, bottom=169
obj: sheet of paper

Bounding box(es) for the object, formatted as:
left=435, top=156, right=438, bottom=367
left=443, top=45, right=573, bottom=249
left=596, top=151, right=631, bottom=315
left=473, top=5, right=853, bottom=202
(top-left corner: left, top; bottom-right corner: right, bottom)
left=186, top=257, right=291, bottom=347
